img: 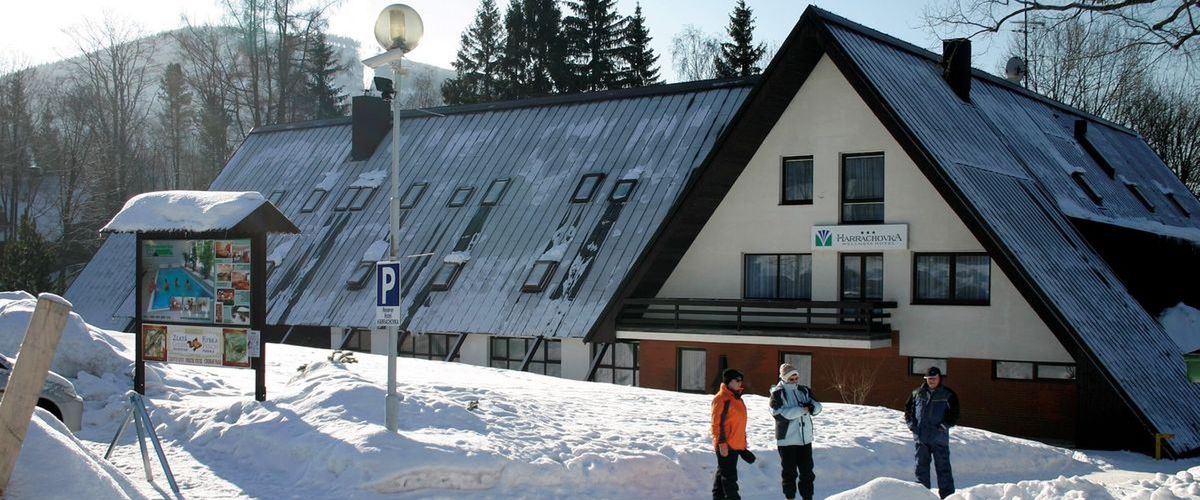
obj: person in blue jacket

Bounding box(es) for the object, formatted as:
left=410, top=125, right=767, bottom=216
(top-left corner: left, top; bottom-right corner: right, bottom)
left=904, top=366, right=960, bottom=499
left=769, top=363, right=822, bottom=500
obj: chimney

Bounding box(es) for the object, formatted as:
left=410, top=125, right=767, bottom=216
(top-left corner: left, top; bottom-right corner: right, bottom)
left=351, top=95, right=390, bottom=161
left=942, top=38, right=972, bottom=102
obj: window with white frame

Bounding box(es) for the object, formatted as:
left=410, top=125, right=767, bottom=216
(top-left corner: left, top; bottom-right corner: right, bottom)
left=910, top=357, right=947, bottom=376
left=779, top=352, right=813, bottom=387
left=678, top=348, right=707, bottom=393
left=841, top=153, right=884, bottom=223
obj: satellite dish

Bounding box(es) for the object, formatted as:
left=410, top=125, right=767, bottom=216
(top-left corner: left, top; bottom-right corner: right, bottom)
left=374, top=4, right=423, bottom=52
left=1005, top=56, right=1027, bottom=83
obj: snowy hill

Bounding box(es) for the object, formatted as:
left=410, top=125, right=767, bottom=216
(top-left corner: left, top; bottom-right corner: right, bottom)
left=1, top=292, right=1198, bottom=499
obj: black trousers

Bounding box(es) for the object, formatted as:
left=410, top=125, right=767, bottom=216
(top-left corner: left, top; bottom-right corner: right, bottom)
left=778, top=444, right=815, bottom=500
left=712, top=448, right=740, bottom=499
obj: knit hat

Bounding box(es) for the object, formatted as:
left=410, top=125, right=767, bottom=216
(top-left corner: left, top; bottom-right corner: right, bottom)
left=722, top=368, right=744, bottom=385
left=779, top=363, right=800, bottom=381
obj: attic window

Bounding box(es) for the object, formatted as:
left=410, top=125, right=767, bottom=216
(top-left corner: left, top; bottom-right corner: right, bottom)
left=301, top=189, right=327, bottom=213
left=610, top=179, right=637, bottom=202
left=349, top=187, right=376, bottom=211
left=346, top=262, right=374, bottom=290
left=522, top=260, right=559, bottom=292
left=268, top=190, right=286, bottom=205
left=400, top=182, right=429, bottom=209
left=482, top=178, right=511, bottom=206
left=448, top=187, right=474, bottom=207
left=334, top=187, right=359, bottom=211
left=1071, top=172, right=1103, bottom=206
left=431, top=262, right=463, bottom=291
left=571, top=173, right=606, bottom=203
left=1124, top=182, right=1155, bottom=212
left=1166, top=192, right=1191, bottom=218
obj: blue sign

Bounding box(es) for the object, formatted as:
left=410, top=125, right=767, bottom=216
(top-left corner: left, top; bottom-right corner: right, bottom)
left=376, top=261, right=402, bottom=328
left=376, top=261, right=400, bottom=307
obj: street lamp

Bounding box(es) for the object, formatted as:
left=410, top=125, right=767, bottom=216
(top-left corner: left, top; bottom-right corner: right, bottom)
left=363, top=3, right=423, bottom=434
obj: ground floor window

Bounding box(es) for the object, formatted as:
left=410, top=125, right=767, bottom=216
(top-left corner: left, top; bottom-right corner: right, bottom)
left=678, top=348, right=707, bottom=393
left=489, top=337, right=561, bottom=377
left=995, top=360, right=1076, bottom=381
left=592, top=342, right=639, bottom=386
left=341, top=329, right=371, bottom=353
left=778, top=352, right=813, bottom=387
left=909, top=357, right=947, bottom=376
left=400, top=333, right=461, bottom=361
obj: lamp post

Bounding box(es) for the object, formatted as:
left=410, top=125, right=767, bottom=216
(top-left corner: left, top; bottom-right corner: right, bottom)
left=363, top=3, right=423, bottom=433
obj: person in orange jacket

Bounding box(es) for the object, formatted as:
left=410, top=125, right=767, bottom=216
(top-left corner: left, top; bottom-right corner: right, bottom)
left=712, top=368, right=750, bottom=499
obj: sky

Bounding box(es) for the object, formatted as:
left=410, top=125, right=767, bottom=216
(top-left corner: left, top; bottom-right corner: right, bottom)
left=0, top=0, right=1016, bottom=80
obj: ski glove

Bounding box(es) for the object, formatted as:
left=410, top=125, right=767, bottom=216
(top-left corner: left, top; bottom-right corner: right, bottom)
left=738, top=449, right=756, bottom=464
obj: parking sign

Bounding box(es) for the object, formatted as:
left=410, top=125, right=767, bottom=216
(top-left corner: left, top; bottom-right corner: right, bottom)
left=376, top=261, right=401, bottom=328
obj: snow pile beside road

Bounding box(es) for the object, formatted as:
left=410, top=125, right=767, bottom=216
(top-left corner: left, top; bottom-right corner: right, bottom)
left=0, top=293, right=131, bottom=379
left=6, top=410, right=145, bottom=500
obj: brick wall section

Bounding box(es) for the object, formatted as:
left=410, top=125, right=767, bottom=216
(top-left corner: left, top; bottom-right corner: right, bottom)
left=638, top=338, right=1077, bottom=443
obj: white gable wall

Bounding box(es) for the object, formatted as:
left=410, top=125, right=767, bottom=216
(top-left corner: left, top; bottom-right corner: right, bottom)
left=657, top=55, right=1071, bottom=363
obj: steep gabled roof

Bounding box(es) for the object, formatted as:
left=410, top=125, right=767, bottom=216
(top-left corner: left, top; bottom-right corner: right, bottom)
left=613, top=6, right=1200, bottom=455
left=68, top=78, right=753, bottom=340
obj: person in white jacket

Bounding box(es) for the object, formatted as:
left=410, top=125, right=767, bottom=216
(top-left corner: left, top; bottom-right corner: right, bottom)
left=768, top=363, right=822, bottom=500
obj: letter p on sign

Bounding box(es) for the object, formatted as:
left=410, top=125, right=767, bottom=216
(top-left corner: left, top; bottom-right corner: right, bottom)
left=377, top=261, right=400, bottom=307
left=376, top=261, right=401, bottom=328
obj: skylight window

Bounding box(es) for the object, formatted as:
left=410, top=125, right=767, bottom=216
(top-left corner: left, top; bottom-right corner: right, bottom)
left=1166, top=192, right=1192, bottom=218
left=482, top=178, right=511, bottom=206
left=268, top=190, right=286, bottom=205
left=301, top=189, right=327, bottom=213
left=571, top=173, right=606, bottom=203
left=400, top=182, right=429, bottom=209
left=522, top=260, right=559, bottom=292
left=334, top=187, right=359, bottom=211
left=610, top=179, right=637, bottom=202
left=349, top=186, right=376, bottom=211
left=431, top=262, right=463, bottom=291
left=1071, top=172, right=1103, bottom=206
left=448, top=186, right=474, bottom=207
left=346, top=262, right=374, bottom=290
left=1124, top=182, right=1155, bottom=212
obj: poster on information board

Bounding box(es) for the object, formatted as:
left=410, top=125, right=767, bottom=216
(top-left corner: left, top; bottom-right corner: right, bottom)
left=139, top=238, right=252, bottom=326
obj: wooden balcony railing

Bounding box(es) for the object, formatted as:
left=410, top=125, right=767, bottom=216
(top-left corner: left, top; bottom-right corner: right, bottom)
left=617, top=298, right=897, bottom=337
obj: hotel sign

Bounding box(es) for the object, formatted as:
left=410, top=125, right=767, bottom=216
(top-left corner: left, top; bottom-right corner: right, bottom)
left=812, top=224, right=908, bottom=250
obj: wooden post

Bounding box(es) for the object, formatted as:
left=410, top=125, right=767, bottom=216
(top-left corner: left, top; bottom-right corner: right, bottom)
left=0, top=294, right=72, bottom=495
left=1155, top=433, right=1175, bottom=460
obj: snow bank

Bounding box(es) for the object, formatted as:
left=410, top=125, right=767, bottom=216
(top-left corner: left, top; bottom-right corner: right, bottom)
left=0, top=293, right=131, bottom=378
left=826, top=477, right=937, bottom=499
left=100, top=191, right=266, bottom=233
left=1157, top=303, right=1200, bottom=354
left=6, top=409, right=146, bottom=499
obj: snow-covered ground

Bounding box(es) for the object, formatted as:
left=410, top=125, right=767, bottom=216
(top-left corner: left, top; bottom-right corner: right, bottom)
left=2, top=292, right=1199, bottom=499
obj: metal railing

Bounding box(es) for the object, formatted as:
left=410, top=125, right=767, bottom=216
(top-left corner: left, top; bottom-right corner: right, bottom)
left=617, top=297, right=897, bottom=335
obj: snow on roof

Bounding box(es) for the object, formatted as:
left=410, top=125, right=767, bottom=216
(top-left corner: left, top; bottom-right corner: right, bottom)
left=1158, top=303, right=1200, bottom=354
left=350, top=170, right=387, bottom=189
left=267, top=237, right=296, bottom=266
left=315, top=170, right=342, bottom=191
left=363, top=239, right=389, bottom=262
left=443, top=250, right=470, bottom=264
left=101, top=191, right=267, bottom=234
left=1057, top=195, right=1200, bottom=246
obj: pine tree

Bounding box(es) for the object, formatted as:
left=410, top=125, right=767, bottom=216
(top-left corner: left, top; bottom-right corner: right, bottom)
left=442, top=0, right=505, bottom=105
left=619, top=2, right=660, bottom=88
left=0, top=216, right=56, bottom=294
left=158, top=63, right=193, bottom=189
left=498, top=0, right=566, bottom=99
left=714, top=0, right=767, bottom=78
left=562, top=0, right=627, bottom=92
left=303, top=29, right=348, bottom=119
